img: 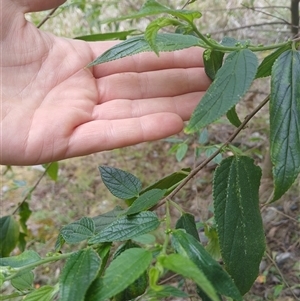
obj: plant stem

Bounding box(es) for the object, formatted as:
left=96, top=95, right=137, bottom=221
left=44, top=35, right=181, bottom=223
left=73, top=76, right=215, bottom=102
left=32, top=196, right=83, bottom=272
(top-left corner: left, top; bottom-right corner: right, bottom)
left=4, top=252, right=72, bottom=281
left=265, top=251, right=299, bottom=300
left=169, top=200, right=184, bottom=213
left=209, top=21, right=288, bottom=35
left=153, top=95, right=270, bottom=209
left=11, top=163, right=53, bottom=215
left=161, top=201, right=171, bottom=255
left=0, top=292, right=26, bottom=301
left=190, top=21, right=291, bottom=52
left=37, top=7, right=59, bottom=28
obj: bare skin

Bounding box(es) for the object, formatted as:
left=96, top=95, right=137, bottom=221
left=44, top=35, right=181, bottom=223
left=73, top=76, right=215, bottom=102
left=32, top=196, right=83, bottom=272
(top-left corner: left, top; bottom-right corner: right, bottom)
left=0, top=0, right=211, bottom=165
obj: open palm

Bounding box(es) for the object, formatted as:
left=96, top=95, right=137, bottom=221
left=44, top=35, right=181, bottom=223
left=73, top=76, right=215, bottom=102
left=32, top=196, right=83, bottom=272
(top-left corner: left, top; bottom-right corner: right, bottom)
left=0, top=0, right=210, bottom=165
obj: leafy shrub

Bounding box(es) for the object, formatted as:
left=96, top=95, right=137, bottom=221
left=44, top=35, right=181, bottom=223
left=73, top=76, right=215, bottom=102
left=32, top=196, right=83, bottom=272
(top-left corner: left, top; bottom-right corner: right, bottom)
left=1, top=1, right=299, bottom=300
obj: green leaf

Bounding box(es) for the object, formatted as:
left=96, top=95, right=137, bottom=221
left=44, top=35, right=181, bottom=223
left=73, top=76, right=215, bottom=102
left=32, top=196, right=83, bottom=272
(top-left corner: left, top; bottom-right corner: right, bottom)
left=270, top=49, right=300, bottom=201
left=256, top=44, right=291, bottom=78
left=59, top=248, right=101, bottom=301
left=89, top=212, right=160, bottom=244
left=142, top=168, right=190, bottom=195
left=198, top=128, right=209, bottom=144
left=18, top=202, right=31, bottom=234
left=176, top=143, right=188, bottom=162
left=213, top=156, right=265, bottom=294
left=112, top=241, right=148, bottom=300
left=148, top=266, right=161, bottom=291
left=23, top=286, right=56, bottom=301
left=204, top=146, right=223, bottom=164
left=17, top=232, right=27, bottom=253
left=0, top=250, right=41, bottom=268
left=54, top=234, right=65, bottom=252
left=145, top=17, right=182, bottom=55
left=138, top=0, right=201, bottom=23
left=11, top=271, right=34, bottom=291
left=172, top=229, right=242, bottom=300
left=160, top=254, right=219, bottom=301
left=175, top=213, right=200, bottom=241
left=87, top=33, right=202, bottom=67
left=60, top=217, right=95, bottom=244
left=87, top=248, right=152, bottom=301
left=93, top=206, right=125, bottom=233
left=113, top=240, right=141, bottom=259
left=226, top=105, right=242, bottom=127
left=220, top=36, right=238, bottom=47
left=132, top=233, right=156, bottom=244
left=185, top=49, right=258, bottom=133
left=0, top=215, right=20, bottom=257
left=126, top=189, right=166, bottom=215
left=43, top=162, right=59, bottom=181
left=204, top=50, right=224, bottom=80
left=204, top=225, right=221, bottom=260
left=99, top=166, right=142, bottom=199
left=147, top=285, right=189, bottom=298
left=220, top=37, right=249, bottom=47
left=74, top=30, right=137, bottom=41
left=95, top=243, right=111, bottom=277
left=102, top=0, right=201, bottom=24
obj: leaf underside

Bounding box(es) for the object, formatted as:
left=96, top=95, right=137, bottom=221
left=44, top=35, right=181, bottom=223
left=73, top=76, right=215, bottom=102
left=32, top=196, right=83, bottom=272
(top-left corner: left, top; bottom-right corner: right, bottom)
left=270, top=49, right=300, bottom=201
left=186, top=49, right=258, bottom=133
left=87, top=33, right=202, bottom=67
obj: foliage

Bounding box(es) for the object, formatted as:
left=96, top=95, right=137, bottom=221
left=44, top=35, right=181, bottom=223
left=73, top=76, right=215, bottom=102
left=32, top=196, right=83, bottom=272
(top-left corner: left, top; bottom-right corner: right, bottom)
left=1, top=0, right=300, bottom=300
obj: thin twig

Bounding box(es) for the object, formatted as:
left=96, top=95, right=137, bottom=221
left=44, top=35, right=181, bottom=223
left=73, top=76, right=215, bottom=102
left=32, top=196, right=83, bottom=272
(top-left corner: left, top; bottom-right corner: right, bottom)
left=268, top=207, right=299, bottom=223
left=2, top=166, right=12, bottom=176
left=181, top=0, right=197, bottom=10
left=202, top=6, right=290, bottom=12
left=12, top=164, right=52, bottom=215
left=242, top=4, right=291, bottom=25
left=265, top=251, right=300, bottom=300
left=153, top=95, right=270, bottom=210
left=158, top=272, right=179, bottom=284
left=209, top=22, right=289, bottom=35
left=37, top=7, right=59, bottom=29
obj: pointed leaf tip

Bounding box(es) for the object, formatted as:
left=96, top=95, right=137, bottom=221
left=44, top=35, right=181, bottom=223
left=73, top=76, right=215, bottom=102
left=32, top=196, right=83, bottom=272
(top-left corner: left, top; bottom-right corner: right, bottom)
left=213, top=156, right=265, bottom=294
left=88, top=34, right=202, bottom=67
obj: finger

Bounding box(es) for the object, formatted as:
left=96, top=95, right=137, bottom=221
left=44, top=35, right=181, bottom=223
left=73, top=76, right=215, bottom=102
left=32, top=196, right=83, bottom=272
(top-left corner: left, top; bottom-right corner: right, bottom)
left=15, top=0, right=66, bottom=13
left=66, top=113, right=184, bottom=158
left=92, top=91, right=205, bottom=121
left=97, top=68, right=210, bottom=102
left=90, top=46, right=205, bottom=78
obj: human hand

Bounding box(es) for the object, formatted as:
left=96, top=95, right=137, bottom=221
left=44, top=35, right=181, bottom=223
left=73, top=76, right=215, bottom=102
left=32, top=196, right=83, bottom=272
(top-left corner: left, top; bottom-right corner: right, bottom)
left=0, top=0, right=211, bottom=166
